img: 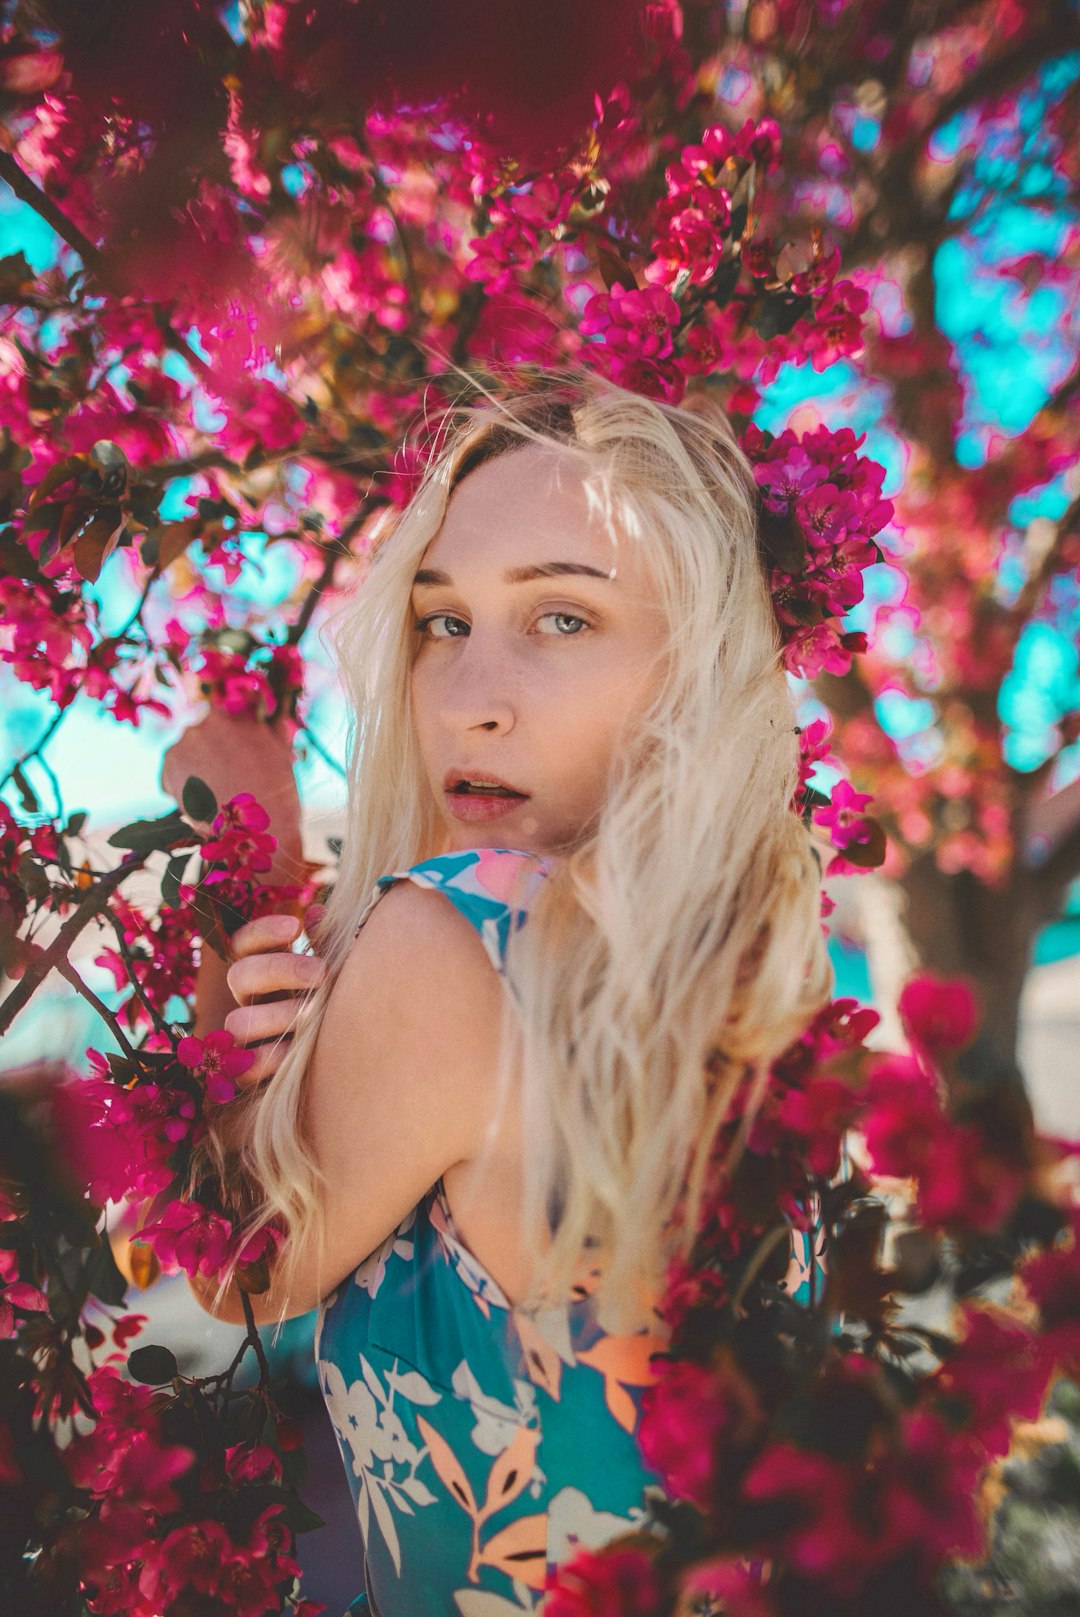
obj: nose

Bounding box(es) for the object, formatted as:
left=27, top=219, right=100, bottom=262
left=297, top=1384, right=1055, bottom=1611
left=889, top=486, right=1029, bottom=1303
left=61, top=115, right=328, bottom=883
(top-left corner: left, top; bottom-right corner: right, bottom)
left=437, top=632, right=516, bottom=735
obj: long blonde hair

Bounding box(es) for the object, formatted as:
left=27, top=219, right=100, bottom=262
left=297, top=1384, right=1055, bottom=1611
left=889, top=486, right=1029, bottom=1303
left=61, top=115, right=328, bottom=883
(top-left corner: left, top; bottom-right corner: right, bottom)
left=200, top=368, right=834, bottom=1331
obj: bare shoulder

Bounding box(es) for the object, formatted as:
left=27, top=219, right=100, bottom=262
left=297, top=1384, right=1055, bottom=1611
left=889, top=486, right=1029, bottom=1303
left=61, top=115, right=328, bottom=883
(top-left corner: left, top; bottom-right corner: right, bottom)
left=327, top=875, right=507, bottom=1041
left=300, top=880, right=508, bottom=1266
left=189, top=883, right=517, bottom=1327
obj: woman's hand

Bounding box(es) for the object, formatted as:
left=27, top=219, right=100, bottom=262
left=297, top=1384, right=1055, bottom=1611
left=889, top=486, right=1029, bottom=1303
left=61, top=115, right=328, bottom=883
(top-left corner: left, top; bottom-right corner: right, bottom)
left=222, top=912, right=328, bottom=1087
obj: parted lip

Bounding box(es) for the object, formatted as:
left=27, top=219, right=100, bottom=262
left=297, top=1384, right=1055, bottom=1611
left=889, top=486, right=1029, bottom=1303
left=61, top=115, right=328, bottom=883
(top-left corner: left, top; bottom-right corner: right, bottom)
left=443, top=768, right=529, bottom=796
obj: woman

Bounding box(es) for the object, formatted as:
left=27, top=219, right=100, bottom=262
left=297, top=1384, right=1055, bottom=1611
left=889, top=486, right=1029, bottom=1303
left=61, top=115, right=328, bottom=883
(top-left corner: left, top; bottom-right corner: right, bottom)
left=167, top=372, right=832, bottom=1614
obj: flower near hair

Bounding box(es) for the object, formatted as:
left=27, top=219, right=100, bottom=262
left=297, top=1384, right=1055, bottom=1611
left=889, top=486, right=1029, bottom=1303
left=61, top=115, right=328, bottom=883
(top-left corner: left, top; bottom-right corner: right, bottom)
left=741, top=420, right=893, bottom=679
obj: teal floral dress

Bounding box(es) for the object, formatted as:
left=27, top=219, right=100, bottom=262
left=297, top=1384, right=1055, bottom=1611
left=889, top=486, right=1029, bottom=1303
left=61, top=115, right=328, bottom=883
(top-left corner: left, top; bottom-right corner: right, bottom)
left=313, top=847, right=824, bottom=1617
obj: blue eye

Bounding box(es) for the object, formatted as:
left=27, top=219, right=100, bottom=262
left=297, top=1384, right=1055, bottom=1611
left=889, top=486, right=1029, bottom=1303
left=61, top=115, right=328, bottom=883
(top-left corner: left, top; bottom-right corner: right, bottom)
left=412, top=613, right=468, bottom=638
left=537, top=612, right=589, bottom=635
left=412, top=612, right=590, bottom=639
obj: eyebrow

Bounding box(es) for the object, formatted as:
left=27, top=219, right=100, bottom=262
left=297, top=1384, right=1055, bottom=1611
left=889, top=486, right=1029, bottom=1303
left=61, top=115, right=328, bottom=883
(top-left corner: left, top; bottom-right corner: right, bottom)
left=412, top=561, right=616, bottom=588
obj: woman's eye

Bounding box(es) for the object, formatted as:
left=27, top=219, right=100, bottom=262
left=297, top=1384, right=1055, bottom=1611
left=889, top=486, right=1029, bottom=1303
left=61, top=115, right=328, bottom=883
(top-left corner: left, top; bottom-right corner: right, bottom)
left=412, top=613, right=468, bottom=639
left=536, top=612, right=589, bottom=635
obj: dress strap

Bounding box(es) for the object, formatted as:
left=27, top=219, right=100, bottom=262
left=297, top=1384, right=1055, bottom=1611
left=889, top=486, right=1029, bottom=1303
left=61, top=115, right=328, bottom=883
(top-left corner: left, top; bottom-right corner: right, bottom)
left=354, top=846, right=553, bottom=977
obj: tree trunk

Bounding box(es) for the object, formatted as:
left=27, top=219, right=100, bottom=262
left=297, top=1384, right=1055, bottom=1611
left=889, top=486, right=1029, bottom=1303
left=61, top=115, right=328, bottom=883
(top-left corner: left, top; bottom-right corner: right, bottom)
left=896, top=851, right=1051, bottom=1072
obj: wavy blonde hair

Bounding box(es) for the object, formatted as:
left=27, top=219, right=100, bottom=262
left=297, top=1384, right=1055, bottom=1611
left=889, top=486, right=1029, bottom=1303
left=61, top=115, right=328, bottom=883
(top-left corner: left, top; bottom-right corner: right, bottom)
left=199, top=368, right=834, bottom=1332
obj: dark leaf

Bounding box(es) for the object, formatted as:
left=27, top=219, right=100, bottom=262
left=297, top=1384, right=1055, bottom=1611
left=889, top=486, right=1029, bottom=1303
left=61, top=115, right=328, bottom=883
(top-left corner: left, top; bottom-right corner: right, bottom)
left=752, top=291, right=812, bottom=340
left=182, top=776, right=218, bottom=824
left=161, top=851, right=192, bottom=910
left=84, top=1235, right=129, bottom=1307
left=758, top=503, right=809, bottom=573
left=65, top=811, right=87, bottom=837
left=597, top=240, right=638, bottom=293
left=72, top=510, right=125, bottom=583
left=837, top=816, right=887, bottom=870
left=128, top=1344, right=179, bottom=1384
left=107, top=810, right=195, bottom=853
left=12, top=763, right=37, bottom=814
left=145, top=516, right=201, bottom=572
left=27, top=456, right=83, bottom=511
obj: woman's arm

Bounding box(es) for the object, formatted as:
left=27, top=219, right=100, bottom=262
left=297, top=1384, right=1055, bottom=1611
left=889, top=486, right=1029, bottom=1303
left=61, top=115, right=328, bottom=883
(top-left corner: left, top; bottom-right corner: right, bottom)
left=187, top=878, right=510, bottom=1325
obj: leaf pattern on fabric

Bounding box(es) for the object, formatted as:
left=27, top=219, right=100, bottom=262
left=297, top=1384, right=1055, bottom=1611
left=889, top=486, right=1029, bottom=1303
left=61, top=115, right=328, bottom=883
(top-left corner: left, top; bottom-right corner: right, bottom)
left=317, top=848, right=829, bottom=1616
left=574, top=1333, right=666, bottom=1434
left=473, top=1514, right=549, bottom=1590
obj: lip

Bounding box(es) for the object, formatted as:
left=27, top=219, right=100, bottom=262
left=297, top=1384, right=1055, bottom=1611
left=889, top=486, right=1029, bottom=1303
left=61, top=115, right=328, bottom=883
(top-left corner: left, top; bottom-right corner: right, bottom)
left=443, top=768, right=529, bottom=796
left=444, top=791, right=527, bottom=823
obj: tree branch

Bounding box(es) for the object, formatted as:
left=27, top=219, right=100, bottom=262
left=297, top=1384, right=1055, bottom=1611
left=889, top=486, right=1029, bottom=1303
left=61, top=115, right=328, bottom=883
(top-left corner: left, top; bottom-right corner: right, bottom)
left=55, top=958, right=139, bottom=1063
left=0, top=150, right=217, bottom=391
left=0, top=852, right=150, bottom=1038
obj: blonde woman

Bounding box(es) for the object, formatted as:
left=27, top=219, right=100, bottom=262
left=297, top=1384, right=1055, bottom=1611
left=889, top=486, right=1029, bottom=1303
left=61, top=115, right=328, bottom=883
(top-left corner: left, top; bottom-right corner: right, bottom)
left=166, top=371, right=833, bottom=1615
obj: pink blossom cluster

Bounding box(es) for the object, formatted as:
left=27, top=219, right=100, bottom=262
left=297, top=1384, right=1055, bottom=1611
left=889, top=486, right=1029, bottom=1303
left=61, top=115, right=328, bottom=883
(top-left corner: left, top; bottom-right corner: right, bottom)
left=59, top=1055, right=202, bottom=1207
left=93, top=895, right=200, bottom=1037
left=133, top=1194, right=284, bottom=1282
left=0, top=575, right=92, bottom=708
left=188, top=639, right=305, bottom=729
left=464, top=170, right=578, bottom=294
left=0, top=1245, right=48, bottom=1337
left=645, top=119, right=781, bottom=293
left=0, top=576, right=170, bottom=725
left=65, top=1369, right=317, bottom=1617
left=741, top=420, right=893, bottom=678
left=195, top=791, right=279, bottom=909
left=579, top=283, right=685, bottom=402
left=544, top=1547, right=664, bottom=1617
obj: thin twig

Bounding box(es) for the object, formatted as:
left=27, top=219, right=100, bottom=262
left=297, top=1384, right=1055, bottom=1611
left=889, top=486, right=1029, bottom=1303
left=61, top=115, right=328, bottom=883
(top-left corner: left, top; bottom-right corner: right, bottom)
left=103, top=911, right=178, bottom=1044
left=239, top=1287, right=272, bottom=1384
left=55, top=957, right=140, bottom=1063
left=0, top=706, right=69, bottom=793
left=0, top=851, right=155, bottom=1037
left=299, top=724, right=347, bottom=778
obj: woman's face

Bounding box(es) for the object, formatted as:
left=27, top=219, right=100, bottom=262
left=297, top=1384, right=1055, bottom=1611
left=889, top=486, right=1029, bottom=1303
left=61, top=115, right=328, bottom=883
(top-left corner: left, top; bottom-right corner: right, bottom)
left=409, top=441, right=670, bottom=856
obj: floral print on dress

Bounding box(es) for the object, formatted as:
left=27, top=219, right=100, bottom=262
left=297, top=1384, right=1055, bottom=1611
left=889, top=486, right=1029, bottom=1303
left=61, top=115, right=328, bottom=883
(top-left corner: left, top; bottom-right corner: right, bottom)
left=322, top=848, right=827, bottom=1617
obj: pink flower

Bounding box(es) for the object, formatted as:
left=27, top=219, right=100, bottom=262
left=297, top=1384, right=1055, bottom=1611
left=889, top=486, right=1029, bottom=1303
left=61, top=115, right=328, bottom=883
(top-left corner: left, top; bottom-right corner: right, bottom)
left=545, top=1546, right=664, bottom=1617
left=201, top=792, right=278, bottom=883
left=1022, top=1210, right=1080, bottom=1379
left=579, top=283, right=681, bottom=361
left=0, top=1247, right=48, bottom=1338
left=639, top=1356, right=763, bottom=1509
left=177, top=1029, right=255, bottom=1103
left=813, top=778, right=875, bottom=850
left=932, top=1308, right=1054, bottom=1459
left=898, top=972, right=981, bottom=1053
left=134, top=1198, right=236, bottom=1280
left=217, top=380, right=304, bottom=462
left=51, top=1073, right=199, bottom=1206
left=65, top=1366, right=194, bottom=1514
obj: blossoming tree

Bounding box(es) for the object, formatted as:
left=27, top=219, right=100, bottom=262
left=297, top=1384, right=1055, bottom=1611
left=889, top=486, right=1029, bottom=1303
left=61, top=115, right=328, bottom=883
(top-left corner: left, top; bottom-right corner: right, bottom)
left=0, top=2, right=1078, bottom=1614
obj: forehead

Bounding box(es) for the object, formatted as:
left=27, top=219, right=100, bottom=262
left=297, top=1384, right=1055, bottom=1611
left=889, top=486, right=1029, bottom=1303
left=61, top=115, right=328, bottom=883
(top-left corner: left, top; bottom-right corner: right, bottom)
left=422, top=441, right=620, bottom=572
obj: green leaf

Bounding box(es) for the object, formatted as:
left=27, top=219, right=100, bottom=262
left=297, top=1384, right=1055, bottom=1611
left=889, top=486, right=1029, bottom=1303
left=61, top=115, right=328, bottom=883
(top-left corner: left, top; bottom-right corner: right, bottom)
left=84, top=1235, right=129, bottom=1306
left=182, top=775, right=218, bottom=824
left=107, top=809, right=194, bottom=852
left=65, top=811, right=88, bottom=838
left=161, top=851, right=192, bottom=910
left=751, top=291, right=813, bottom=340
left=128, top=1344, right=179, bottom=1384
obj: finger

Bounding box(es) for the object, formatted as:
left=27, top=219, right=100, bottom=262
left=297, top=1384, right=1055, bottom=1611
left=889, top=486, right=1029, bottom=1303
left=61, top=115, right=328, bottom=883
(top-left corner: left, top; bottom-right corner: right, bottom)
left=228, top=913, right=302, bottom=960
left=229, top=1038, right=293, bottom=1089
left=225, top=999, right=305, bottom=1048
left=227, top=951, right=326, bottom=1006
